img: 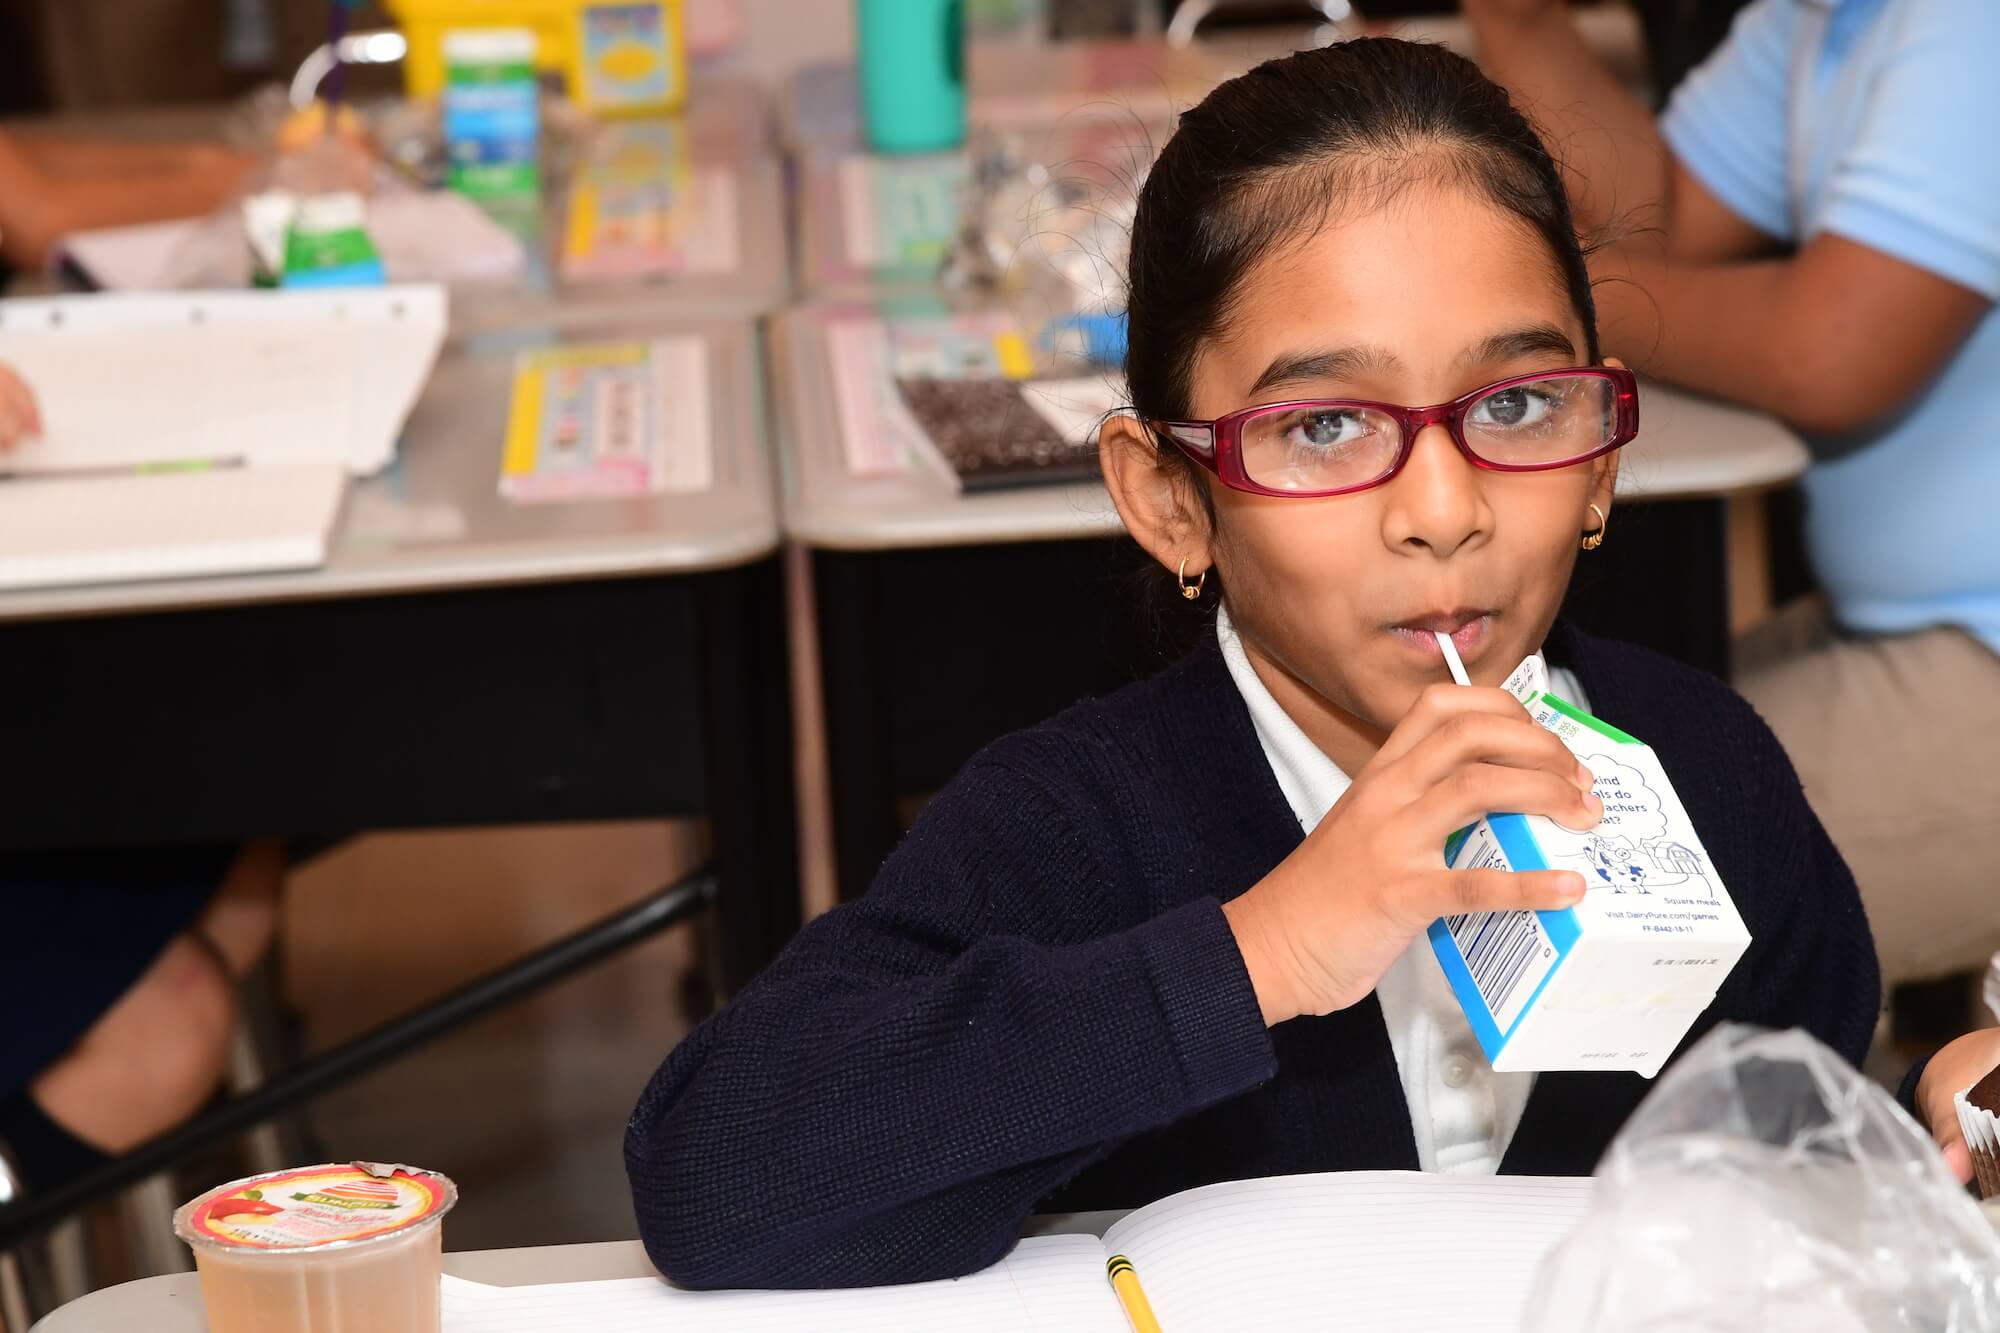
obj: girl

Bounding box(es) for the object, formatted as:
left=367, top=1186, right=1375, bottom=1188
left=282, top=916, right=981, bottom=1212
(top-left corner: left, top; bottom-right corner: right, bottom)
left=626, top=39, right=1994, bottom=1290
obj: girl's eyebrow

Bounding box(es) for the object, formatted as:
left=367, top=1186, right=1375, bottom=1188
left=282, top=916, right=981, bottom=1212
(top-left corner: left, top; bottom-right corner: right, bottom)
left=1456, top=324, right=1578, bottom=367
left=1245, top=324, right=1577, bottom=399
left=1247, top=345, right=1398, bottom=397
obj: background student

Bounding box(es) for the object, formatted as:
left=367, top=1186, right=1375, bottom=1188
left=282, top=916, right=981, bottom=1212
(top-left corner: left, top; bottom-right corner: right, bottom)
left=1462, top=0, right=2000, bottom=992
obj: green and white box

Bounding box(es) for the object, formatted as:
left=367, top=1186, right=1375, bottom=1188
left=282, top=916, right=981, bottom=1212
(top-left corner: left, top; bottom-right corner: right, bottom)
left=1428, top=655, right=1752, bottom=1077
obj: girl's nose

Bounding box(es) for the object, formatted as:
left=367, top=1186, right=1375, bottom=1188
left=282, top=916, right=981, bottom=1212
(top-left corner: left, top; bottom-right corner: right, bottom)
left=1380, top=422, right=1491, bottom=559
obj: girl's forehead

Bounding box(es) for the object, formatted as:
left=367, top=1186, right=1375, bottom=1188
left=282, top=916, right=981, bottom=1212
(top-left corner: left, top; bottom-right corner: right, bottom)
left=1202, top=187, right=1584, bottom=395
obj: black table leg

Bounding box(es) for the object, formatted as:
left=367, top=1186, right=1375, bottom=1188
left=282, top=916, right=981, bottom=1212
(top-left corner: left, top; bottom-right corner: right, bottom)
left=697, top=555, right=803, bottom=994
left=813, top=549, right=901, bottom=904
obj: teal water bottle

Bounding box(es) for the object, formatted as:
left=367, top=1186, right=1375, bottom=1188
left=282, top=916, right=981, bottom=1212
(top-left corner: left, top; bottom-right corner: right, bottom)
left=856, top=0, right=967, bottom=154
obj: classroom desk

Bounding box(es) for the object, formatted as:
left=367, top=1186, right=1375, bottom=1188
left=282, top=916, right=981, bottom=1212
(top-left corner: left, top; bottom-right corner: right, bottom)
left=36, top=1196, right=2000, bottom=1330
left=772, top=304, right=1809, bottom=900
left=17, top=77, right=789, bottom=322
left=0, top=317, right=798, bottom=1242
left=451, top=91, right=791, bottom=330
left=795, top=112, right=1160, bottom=300
left=33, top=1218, right=1129, bottom=1333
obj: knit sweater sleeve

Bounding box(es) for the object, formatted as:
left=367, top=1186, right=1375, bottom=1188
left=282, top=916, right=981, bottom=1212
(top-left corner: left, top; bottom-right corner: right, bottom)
left=623, top=748, right=1277, bottom=1291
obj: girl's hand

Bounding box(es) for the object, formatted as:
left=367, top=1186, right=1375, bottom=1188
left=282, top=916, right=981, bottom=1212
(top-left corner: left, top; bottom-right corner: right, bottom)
left=1914, top=1027, right=2000, bottom=1185
left=1224, top=684, right=1600, bottom=1025
left=0, top=362, right=40, bottom=449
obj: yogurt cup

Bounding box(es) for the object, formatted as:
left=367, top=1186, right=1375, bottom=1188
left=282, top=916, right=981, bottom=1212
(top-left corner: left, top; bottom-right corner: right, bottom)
left=173, top=1163, right=457, bottom=1333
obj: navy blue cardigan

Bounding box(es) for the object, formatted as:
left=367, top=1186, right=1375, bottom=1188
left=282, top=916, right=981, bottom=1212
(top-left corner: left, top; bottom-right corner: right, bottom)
left=626, top=625, right=1883, bottom=1290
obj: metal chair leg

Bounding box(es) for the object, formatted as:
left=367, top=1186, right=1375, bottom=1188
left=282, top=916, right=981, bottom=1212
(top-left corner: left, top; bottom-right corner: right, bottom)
left=122, top=1178, right=188, bottom=1278
left=40, top=1221, right=87, bottom=1309
left=0, top=1250, right=29, bottom=1333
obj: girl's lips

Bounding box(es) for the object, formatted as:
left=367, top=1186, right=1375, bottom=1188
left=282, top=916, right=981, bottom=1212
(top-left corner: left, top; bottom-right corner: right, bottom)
left=1388, top=613, right=1493, bottom=665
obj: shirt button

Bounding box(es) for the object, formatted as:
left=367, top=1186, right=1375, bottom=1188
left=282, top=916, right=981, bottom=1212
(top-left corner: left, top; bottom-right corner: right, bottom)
left=1441, top=1055, right=1474, bottom=1089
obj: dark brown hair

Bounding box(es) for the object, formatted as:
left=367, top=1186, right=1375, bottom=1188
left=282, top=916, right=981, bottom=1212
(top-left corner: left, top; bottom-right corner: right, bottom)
left=1124, top=38, right=1600, bottom=435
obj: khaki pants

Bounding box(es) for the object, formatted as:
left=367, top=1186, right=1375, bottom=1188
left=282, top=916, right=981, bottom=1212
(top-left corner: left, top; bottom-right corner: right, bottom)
left=1736, top=599, right=2000, bottom=987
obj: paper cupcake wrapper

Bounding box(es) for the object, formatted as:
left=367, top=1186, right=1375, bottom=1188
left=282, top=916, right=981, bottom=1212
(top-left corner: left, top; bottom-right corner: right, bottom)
left=1954, top=1091, right=2000, bottom=1201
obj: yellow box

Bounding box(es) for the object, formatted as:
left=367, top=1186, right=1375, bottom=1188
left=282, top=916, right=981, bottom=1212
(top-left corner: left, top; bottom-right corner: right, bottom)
left=389, top=0, right=684, bottom=113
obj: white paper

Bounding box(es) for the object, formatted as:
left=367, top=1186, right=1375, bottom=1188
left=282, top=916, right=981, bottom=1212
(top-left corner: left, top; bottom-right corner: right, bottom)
left=437, top=1234, right=1123, bottom=1333
left=62, top=194, right=526, bottom=289
left=1103, top=1172, right=1595, bottom=1333
left=58, top=218, right=201, bottom=290
left=825, top=317, right=938, bottom=478
left=0, top=462, right=345, bottom=590
left=365, top=191, right=527, bottom=285
left=0, top=285, right=446, bottom=477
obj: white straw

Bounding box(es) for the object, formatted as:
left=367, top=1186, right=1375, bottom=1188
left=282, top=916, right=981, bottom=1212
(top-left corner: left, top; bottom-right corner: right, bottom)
left=1435, top=630, right=1472, bottom=686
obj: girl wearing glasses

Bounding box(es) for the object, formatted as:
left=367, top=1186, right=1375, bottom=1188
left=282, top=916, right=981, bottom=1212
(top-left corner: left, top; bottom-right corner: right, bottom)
left=628, top=38, right=1995, bottom=1289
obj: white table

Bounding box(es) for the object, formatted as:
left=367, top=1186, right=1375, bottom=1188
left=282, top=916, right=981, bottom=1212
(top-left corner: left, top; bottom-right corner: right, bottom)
left=432, top=78, right=791, bottom=329
left=34, top=1214, right=1126, bottom=1331
left=33, top=1241, right=659, bottom=1332
left=15, top=78, right=789, bottom=323
left=37, top=1197, right=2000, bottom=1329
left=0, top=318, right=775, bottom=624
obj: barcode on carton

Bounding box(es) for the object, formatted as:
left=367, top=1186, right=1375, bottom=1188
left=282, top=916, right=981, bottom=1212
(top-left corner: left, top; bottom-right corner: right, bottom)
left=1445, top=835, right=1559, bottom=1032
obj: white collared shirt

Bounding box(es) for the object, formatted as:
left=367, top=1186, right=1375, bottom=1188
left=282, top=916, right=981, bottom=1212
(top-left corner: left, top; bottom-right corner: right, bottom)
left=1215, top=606, right=1589, bottom=1174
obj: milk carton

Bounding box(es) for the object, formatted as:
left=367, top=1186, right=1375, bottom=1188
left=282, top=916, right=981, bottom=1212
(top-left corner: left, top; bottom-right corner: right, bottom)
left=1427, top=653, right=1751, bottom=1078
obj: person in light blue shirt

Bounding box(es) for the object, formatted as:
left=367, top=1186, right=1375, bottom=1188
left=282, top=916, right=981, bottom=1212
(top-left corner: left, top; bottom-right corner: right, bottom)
left=1465, top=0, right=2000, bottom=989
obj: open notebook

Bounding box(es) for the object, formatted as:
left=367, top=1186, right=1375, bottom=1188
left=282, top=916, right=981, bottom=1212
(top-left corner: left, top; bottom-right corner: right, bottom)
left=0, top=464, right=346, bottom=592
left=440, top=1172, right=1593, bottom=1333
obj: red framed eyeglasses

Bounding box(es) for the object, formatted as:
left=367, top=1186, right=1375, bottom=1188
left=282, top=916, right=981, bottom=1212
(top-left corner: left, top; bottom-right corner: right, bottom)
left=1154, top=366, right=1640, bottom=498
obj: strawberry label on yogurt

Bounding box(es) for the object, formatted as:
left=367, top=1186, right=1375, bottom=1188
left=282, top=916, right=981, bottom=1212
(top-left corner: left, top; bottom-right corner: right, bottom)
left=181, top=1165, right=455, bottom=1251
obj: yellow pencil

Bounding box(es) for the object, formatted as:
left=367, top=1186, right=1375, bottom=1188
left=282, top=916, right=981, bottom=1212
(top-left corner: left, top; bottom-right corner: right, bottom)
left=1106, top=1253, right=1163, bottom=1333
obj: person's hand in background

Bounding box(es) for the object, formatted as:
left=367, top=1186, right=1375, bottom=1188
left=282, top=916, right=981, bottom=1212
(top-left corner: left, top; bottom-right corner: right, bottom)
left=0, top=362, right=41, bottom=449
left=1915, top=1026, right=2000, bottom=1186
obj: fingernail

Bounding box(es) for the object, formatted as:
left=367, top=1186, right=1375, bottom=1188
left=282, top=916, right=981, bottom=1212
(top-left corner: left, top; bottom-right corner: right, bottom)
left=1574, top=761, right=1595, bottom=792
left=1583, top=792, right=1603, bottom=819
left=1557, top=873, right=1586, bottom=902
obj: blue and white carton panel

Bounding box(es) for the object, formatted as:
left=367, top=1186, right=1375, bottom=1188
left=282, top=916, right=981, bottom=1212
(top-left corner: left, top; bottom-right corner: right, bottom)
left=1427, top=655, right=1752, bottom=1078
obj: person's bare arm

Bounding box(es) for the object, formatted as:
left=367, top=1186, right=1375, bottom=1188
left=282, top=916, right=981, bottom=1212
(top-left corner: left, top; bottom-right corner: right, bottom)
left=1467, top=0, right=1785, bottom=265
left=12, top=133, right=251, bottom=182
left=1594, top=232, right=1991, bottom=437
left=0, top=129, right=249, bottom=268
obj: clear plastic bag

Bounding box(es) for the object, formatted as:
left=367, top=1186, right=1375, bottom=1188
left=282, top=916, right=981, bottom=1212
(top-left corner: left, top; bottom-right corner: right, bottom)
left=1524, top=1023, right=2000, bottom=1333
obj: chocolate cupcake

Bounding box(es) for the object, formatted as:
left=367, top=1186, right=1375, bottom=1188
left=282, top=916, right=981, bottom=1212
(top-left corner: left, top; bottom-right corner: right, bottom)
left=1955, top=1062, right=2000, bottom=1200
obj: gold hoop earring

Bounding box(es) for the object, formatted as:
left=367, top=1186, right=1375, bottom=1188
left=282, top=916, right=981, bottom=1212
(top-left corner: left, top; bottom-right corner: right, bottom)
left=1178, top=558, right=1207, bottom=601
left=1581, top=503, right=1608, bottom=551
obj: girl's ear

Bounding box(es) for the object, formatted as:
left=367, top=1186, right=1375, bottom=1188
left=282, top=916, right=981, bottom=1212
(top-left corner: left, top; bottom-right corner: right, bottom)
left=1099, top=414, right=1216, bottom=578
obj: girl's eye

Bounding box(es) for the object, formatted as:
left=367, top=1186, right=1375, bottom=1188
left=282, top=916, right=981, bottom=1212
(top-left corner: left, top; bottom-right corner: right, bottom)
left=1284, top=408, right=1371, bottom=450
left=1471, top=385, right=1558, bottom=430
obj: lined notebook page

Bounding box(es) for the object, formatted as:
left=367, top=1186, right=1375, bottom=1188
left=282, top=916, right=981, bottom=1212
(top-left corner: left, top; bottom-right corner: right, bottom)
left=440, top=1233, right=1125, bottom=1333
left=1103, top=1172, right=1593, bottom=1333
